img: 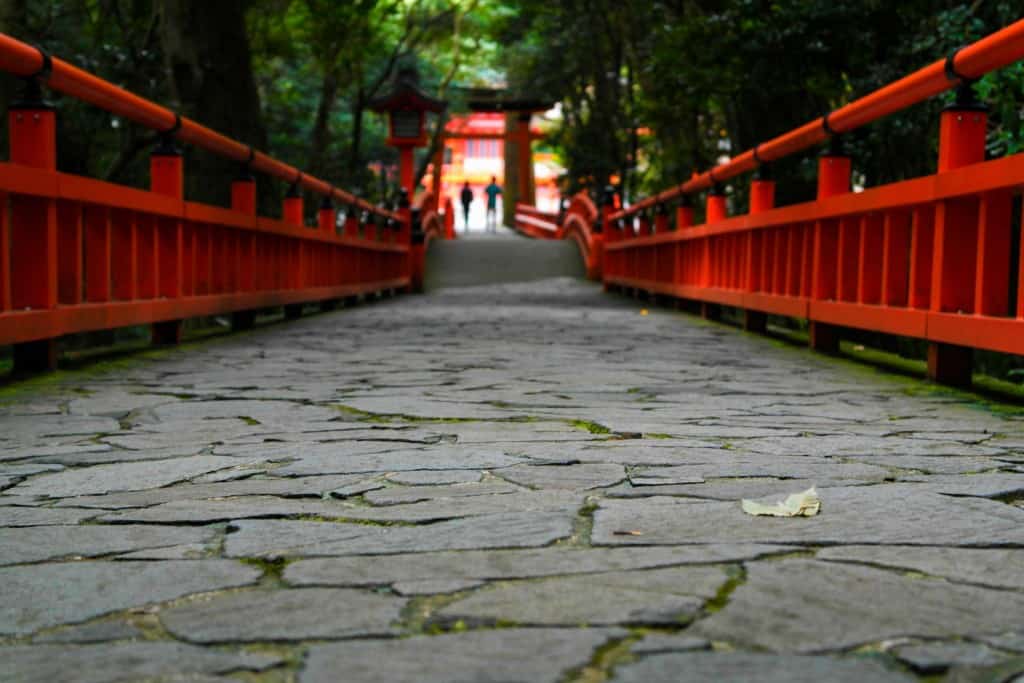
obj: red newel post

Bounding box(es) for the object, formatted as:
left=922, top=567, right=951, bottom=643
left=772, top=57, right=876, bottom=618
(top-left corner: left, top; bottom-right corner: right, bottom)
left=928, top=85, right=992, bottom=387
left=700, top=185, right=727, bottom=320
left=9, top=77, right=59, bottom=372
left=744, top=167, right=776, bottom=332
left=282, top=182, right=305, bottom=319
left=231, top=170, right=258, bottom=331
left=705, top=185, right=728, bottom=224
left=150, top=134, right=185, bottom=345
left=809, top=138, right=852, bottom=353
left=318, top=196, right=336, bottom=234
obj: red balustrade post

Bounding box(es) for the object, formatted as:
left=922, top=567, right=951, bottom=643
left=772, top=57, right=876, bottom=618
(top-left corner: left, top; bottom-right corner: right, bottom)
left=744, top=169, right=776, bottom=332
left=701, top=185, right=727, bottom=320
left=675, top=200, right=694, bottom=229
left=706, top=187, right=728, bottom=224
left=809, top=140, right=852, bottom=353
left=654, top=205, right=669, bottom=234
left=282, top=184, right=305, bottom=319
left=9, top=79, right=59, bottom=372
left=398, top=190, right=421, bottom=293
left=230, top=171, right=258, bottom=331
left=444, top=197, right=456, bottom=240
left=318, top=195, right=340, bottom=311
left=318, top=196, right=336, bottom=234
left=150, top=135, right=185, bottom=345
left=927, top=85, right=992, bottom=387
left=345, top=204, right=361, bottom=238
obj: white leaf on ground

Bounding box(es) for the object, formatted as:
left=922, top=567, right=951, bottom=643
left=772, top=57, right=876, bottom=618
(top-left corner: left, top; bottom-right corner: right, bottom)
left=741, top=487, right=821, bottom=517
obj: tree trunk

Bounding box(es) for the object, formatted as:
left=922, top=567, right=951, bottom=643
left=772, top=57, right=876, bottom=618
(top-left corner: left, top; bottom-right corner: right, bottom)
left=159, top=0, right=269, bottom=210
left=347, top=89, right=366, bottom=191
left=309, top=72, right=338, bottom=180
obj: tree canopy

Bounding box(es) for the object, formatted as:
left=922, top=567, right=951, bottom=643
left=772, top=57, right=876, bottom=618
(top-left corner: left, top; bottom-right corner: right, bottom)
left=1, top=0, right=1021, bottom=211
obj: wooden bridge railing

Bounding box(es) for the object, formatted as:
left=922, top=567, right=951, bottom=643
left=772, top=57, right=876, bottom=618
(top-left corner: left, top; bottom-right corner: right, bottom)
left=0, top=33, right=411, bottom=373
left=579, top=18, right=1024, bottom=388
left=513, top=204, right=560, bottom=240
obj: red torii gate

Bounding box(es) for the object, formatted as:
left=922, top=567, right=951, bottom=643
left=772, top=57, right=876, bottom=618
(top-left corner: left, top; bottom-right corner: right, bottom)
left=432, top=92, right=551, bottom=226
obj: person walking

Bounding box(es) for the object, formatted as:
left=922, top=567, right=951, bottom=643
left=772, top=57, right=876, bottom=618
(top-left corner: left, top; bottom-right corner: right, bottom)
left=459, top=182, right=473, bottom=233
left=484, top=176, right=502, bottom=233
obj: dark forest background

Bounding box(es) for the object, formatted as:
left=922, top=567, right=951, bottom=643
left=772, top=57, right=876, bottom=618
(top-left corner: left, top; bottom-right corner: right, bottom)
left=2, top=1, right=1021, bottom=211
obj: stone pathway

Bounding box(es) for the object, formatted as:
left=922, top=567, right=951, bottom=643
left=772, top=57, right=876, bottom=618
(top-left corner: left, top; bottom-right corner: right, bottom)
left=2, top=277, right=1024, bottom=682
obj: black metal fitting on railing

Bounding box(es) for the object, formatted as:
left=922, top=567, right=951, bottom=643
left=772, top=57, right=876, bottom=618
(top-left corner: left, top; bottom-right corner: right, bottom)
left=823, top=133, right=848, bottom=157
left=708, top=182, right=726, bottom=196
left=320, top=194, right=334, bottom=210
left=236, top=147, right=256, bottom=181
left=410, top=207, right=425, bottom=244
left=153, top=114, right=182, bottom=157
left=286, top=173, right=302, bottom=199
left=601, top=184, right=617, bottom=208
left=397, top=187, right=411, bottom=209
left=944, top=46, right=972, bottom=85
left=12, top=44, right=54, bottom=109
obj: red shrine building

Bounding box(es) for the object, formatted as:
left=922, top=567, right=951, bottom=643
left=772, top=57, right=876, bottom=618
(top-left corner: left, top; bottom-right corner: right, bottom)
left=423, top=111, right=563, bottom=225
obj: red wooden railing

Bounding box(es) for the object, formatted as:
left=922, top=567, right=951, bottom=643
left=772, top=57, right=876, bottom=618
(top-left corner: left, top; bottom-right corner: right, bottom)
left=590, top=19, right=1024, bottom=387
left=513, top=203, right=560, bottom=240
left=0, top=34, right=411, bottom=373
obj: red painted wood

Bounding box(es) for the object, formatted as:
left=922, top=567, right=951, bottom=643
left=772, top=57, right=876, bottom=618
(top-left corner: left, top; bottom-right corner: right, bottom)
left=973, top=190, right=1012, bottom=317
left=880, top=210, right=911, bottom=307
left=57, top=201, right=83, bottom=305
left=0, top=191, right=8, bottom=312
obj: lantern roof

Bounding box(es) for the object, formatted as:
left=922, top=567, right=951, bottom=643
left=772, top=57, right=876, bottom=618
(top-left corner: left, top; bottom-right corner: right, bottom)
left=370, top=66, right=446, bottom=114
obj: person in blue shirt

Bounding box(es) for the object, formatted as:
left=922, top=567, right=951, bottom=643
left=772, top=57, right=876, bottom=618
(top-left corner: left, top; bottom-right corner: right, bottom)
left=484, top=176, right=502, bottom=233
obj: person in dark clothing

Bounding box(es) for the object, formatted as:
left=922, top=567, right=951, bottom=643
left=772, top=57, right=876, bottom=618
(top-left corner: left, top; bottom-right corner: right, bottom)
left=484, top=176, right=502, bottom=232
left=460, top=182, right=473, bottom=232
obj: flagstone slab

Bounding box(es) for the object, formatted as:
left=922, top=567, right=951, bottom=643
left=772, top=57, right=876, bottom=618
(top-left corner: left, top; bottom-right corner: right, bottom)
left=497, top=463, right=627, bottom=490
left=592, top=486, right=1024, bottom=547
left=0, top=524, right=218, bottom=565
left=273, top=445, right=528, bottom=476
left=691, top=560, right=1024, bottom=653
left=2, top=642, right=281, bottom=683
left=8, top=456, right=245, bottom=497
left=610, top=652, right=915, bottom=683
left=161, top=588, right=405, bottom=642
left=894, top=642, right=1010, bottom=673
left=100, top=490, right=582, bottom=524
left=816, top=545, right=1024, bottom=590
left=300, top=628, right=626, bottom=683
left=364, top=481, right=520, bottom=505
left=0, top=560, right=261, bottom=636
left=284, top=544, right=790, bottom=587
left=52, top=474, right=381, bottom=509
left=225, top=511, right=573, bottom=558
left=435, top=565, right=728, bottom=626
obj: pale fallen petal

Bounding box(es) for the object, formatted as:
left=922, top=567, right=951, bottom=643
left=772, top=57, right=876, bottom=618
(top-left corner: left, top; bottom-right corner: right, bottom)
left=741, top=486, right=821, bottom=517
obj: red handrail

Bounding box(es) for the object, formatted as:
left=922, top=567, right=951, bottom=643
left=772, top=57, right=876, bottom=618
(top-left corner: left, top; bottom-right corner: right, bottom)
left=600, top=18, right=1024, bottom=389
left=0, top=33, right=410, bottom=374
left=0, top=34, right=394, bottom=219
left=617, top=18, right=1024, bottom=219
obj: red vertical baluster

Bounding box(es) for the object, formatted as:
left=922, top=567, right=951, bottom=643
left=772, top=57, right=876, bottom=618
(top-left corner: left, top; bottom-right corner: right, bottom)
left=1, top=191, right=10, bottom=312
left=84, top=206, right=111, bottom=303
left=230, top=173, right=258, bottom=330
left=857, top=214, right=883, bottom=304
left=9, top=81, right=59, bottom=371
left=973, top=191, right=1013, bottom=316
left=928, top=86, right=988, bottom=386
left=809, top=142, right=851, bottom=353
left=150, top=137, right=184, bottom=344
left=881, top=210, right=912, bottom=307
left=56, top=202, right=83, bottom=305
